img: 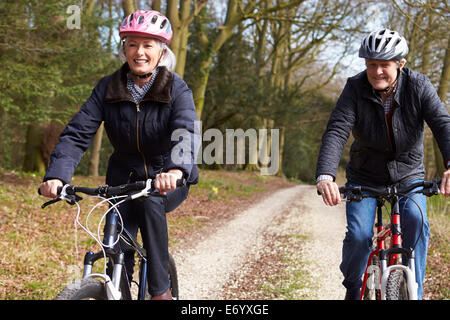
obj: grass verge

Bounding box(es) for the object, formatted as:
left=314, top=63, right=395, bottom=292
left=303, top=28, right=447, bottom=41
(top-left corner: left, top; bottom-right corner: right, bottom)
left=0, top=169, right=290, bottom=299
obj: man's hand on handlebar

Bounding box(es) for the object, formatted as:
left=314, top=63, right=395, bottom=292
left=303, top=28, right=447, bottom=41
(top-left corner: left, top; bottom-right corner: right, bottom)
left=316, top=179, right=342, bottom=206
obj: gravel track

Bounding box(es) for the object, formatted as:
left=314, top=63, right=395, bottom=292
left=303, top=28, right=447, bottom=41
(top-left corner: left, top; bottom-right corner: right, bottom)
left=174, top=185, right=347, bottom=300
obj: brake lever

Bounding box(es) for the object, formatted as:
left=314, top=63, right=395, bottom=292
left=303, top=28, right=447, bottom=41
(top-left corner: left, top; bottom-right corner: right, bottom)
left=421, top=184, right=440, bottom=197
left=41, top=198, right=62, bottom=209
left=128, top=178, right=186, bottom=200
left=40, top=184, right=83, bottom=208
left=130, top=179, right=154, bottom=200
left=64, top=194, right=84, bottom=205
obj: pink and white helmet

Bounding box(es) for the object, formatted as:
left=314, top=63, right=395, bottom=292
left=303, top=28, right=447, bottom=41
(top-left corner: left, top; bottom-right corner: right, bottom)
left=119, top=10, right=173, bottom=45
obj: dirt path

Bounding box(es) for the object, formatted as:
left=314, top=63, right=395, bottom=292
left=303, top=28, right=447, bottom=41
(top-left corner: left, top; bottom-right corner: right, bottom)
left=173, top=185, right=347, bottom=300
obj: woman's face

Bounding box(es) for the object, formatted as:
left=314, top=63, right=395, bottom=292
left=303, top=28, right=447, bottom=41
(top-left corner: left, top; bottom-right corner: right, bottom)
left=365, top=59, right=404, bottom=91
left=125, top=36, right=162, bottom=76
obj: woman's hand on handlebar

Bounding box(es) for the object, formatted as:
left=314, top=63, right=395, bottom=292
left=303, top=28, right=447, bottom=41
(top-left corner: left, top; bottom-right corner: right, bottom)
left=441, top=168, right=450, bottom=197
left=154, top=169, right=184, bottom=195
left=317, top=179, right=341, bottom=206
left=39, top=179, right=64, bottom=199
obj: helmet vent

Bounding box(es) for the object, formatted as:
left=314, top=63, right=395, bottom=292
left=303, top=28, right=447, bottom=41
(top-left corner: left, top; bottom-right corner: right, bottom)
left=151, top=15, right=158, bottom=23
left=137, top=16, right=144, bottom=24
left=129, top=13, right=134, bottom=26
left=160, top=19, right=167, bottom=29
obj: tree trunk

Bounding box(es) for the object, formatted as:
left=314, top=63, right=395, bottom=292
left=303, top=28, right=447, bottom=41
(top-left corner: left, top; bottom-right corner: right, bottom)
left=122, top=0, right=135, bottom=16
left=167, top=0, right=206, bottom=77
left=152, top=0, right=162, bottom=12
left=88, top=122, right=104, bottom=176
left=22, top=124, right=46, bottom=173
left=192, top=0, right=241, bottom=119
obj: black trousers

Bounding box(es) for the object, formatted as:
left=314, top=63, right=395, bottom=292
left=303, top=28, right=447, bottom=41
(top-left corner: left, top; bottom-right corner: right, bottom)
left=108, top=186, right=189, bottom=295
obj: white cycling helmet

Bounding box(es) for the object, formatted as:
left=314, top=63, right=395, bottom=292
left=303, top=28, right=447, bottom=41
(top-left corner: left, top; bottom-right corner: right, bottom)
left=359, top=29, right=408, bottom=61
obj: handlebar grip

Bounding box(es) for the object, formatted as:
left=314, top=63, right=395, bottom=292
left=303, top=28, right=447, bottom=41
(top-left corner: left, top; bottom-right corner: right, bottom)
left=317, top=187, right=348, bottom=196
left=37, top=186, right=64, bottom=196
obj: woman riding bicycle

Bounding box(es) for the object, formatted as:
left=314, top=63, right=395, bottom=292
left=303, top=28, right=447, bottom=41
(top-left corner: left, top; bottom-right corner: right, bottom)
left=39, top=9, right=199, bottom=300
left=315, top=29, right=450, bottom=300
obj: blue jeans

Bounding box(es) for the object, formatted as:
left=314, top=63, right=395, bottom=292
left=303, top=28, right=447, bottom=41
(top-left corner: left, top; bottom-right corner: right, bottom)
left=340, top=180, right=429, bottom=299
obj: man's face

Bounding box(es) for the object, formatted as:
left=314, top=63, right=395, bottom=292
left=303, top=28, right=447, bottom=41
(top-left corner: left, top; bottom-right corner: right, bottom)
left=365, top=59, right=404, bottom=91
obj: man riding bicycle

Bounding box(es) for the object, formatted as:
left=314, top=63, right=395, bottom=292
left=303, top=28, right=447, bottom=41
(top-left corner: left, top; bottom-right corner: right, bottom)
left=315, top=29, right=450, bottom=300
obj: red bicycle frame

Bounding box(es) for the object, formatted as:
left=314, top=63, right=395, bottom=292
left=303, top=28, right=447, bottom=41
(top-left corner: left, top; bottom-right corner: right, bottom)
left=339, top=179, right=440, bottom=300
left=359, top=198, right=401, bottom=300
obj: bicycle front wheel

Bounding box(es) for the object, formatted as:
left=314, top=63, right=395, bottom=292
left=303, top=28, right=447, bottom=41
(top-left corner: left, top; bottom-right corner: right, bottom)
left=55, top=278, right=107, bottom=300
left=386, top=270, right=409, bottom=300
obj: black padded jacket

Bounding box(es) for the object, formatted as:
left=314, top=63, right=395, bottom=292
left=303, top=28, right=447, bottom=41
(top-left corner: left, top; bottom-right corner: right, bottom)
left=316, top=67, right=450, bottom=187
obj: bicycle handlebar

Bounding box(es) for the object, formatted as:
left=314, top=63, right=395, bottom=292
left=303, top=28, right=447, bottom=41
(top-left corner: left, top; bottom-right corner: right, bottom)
left=57, top=180, right=150, bottom=197
left=339, top=179, right=441, bottom=202
left=39, top=178, right=186, bottom=208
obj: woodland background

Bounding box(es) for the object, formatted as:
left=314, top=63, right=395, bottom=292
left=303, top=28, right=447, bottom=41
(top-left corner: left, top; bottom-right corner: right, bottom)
left=0, top=0, right=449, bottom=182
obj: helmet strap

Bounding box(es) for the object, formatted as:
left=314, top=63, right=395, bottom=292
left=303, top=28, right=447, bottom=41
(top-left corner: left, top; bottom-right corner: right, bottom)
left=133, top=71, right=153, bottom=79
left=374, top=68, right=400, bottom=94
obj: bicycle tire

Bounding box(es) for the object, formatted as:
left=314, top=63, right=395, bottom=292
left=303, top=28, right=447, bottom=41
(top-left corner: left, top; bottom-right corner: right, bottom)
left=386, top=270, right=409, bottom=300
left=363, top=256, right=381, bottom=300
left=56, top=255, right=179, bottom=300
left=142, top=253, right=179, bottom=300
left=54, top=278, right=107, bottom=300
left=168, top=253, right=179, bottom=299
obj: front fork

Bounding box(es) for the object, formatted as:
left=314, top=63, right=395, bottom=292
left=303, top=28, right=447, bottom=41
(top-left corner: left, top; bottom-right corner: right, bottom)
left=379, top=198, right=417, bottom=301
left=380, top=249, right=417, bottom=300
left=81, top=208, right=125, bottom=299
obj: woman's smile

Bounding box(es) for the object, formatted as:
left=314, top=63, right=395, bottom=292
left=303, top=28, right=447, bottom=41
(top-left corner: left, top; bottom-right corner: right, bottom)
left=133, top=58, right=149, bottom=64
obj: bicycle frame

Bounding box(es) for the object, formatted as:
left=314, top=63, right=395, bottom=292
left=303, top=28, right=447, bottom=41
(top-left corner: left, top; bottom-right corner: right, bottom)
left=40, top=178, right=184, bottom=300
left=359, top=193, right=418, bottom=300
left=81, top=206, right=150, bottom=300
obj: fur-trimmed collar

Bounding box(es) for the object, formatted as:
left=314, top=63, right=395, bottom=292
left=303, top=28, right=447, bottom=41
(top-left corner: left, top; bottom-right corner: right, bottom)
left=104, top=63, right=173, bottom=104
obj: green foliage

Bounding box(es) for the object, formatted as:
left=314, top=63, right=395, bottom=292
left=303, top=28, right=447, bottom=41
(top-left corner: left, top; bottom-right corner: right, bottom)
left=3, top=1, right=444, bottom=180
left=0, top=0, right=121, bottom=170
left=188, top=26, right=337, bottom=180
left=282, top=92, right=335, bottom=182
